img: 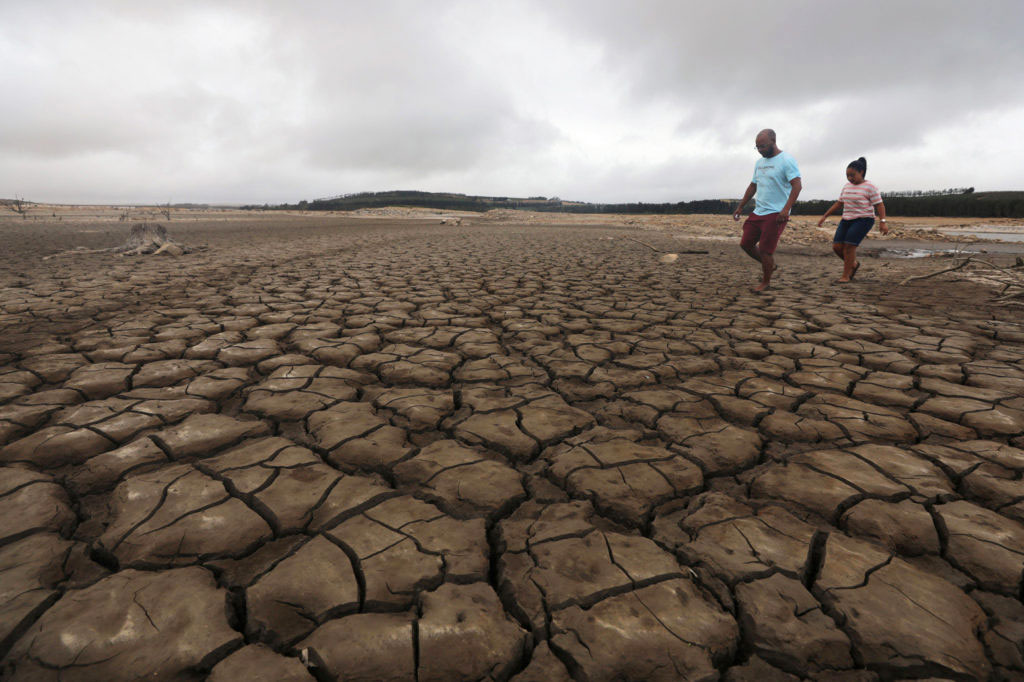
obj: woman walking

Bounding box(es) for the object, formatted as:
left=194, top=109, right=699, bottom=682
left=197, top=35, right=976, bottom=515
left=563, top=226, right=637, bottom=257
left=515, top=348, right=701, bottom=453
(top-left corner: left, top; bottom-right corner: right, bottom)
left=817, top=157, right=889, bottom=282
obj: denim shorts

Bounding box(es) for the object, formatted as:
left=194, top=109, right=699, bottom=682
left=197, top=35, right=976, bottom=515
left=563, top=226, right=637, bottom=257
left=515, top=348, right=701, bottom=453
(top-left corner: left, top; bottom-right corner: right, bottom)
left=834, top=217, right=875, bottom=246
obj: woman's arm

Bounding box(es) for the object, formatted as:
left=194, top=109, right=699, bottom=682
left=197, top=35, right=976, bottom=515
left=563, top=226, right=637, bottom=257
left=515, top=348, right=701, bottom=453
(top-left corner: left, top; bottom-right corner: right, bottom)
left=817, top=201, right=842, bottom=227
left=876, top=201, right=889, bottom=234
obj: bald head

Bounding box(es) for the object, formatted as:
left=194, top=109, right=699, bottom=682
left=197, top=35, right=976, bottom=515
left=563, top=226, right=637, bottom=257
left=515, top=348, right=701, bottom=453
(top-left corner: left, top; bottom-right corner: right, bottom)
left=755, top=129, right=780, bottom=158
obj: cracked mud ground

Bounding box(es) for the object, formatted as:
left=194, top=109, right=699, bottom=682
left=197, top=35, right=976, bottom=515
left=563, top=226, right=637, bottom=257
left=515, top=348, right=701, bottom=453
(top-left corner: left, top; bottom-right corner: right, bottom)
left=2, top=215, right=1024, bottom=681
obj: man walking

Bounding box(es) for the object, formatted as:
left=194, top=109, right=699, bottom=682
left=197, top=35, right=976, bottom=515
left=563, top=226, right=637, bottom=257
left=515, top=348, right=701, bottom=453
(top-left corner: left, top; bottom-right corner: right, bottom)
left=732, top=129, right=802, bottom=292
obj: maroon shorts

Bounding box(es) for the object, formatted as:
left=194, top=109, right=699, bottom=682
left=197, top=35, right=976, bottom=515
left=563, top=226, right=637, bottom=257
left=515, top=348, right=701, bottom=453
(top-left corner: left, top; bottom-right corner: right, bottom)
left=740, top=213, right=786, bottom=254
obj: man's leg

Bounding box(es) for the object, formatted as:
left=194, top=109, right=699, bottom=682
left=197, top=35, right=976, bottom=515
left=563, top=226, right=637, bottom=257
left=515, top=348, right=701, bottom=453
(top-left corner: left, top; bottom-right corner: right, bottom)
left=751, top=216, right=783, bottom=292
left=754, top=250, right=774, bottom=291
left=740, top=218, right=762, bottom=263
left=832, top=242, right=845, bottom=259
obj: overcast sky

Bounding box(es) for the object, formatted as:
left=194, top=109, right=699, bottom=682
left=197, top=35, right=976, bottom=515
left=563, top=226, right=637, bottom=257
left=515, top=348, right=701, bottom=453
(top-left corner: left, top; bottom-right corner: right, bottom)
left=2, top=0, right=1022, bottom=205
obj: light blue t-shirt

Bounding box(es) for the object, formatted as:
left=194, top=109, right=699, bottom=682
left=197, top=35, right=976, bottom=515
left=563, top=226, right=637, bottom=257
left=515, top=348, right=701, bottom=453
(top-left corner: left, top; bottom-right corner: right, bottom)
left=751, top=151, right=801, bottom=215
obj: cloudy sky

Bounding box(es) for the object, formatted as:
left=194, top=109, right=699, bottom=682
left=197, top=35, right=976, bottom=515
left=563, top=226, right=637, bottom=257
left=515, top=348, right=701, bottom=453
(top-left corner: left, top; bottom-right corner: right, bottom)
left=2, top=0, right=1022, bottom=205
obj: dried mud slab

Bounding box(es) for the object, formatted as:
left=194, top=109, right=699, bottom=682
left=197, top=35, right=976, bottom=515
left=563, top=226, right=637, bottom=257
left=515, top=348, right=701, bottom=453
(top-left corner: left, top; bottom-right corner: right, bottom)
left=245, top=534, right=361, bottom=646
left=297, top=612, right=417, bottom=681
left=242, top=365, right=364, bottom=421
left=544, top=426, right=702, bottom=525
left=95, top=463, right=274, bottom=568
left=325, top=495, right=488, bottom=610
left=549, top=578, right=737, bottom=681
left=934, top=499, right=1024, bottom=595
left=0, top=534, right=103, bottom=658
left=392, top=439, right=526, bottom=519
left=297, top=583, right=528, bottom=682
left=652, top=493, right=819, bottom=585
left=417, top=583, right=530, bottom=681
left=0, top=468, right=77, bottom=545
left=3, top=567, right=241, bottom=681
left=366, top=385, right=455, bottom=432
left=198, top=436, right=395, bottom=533
left=735, top=573, right=855, bottom=675
left=445, top=384, right=595, bottom=462
left=308, top=401, right=414, bottom=473
left=814, top=533, right=991, bottom=680
left=496, top=499, right=737, bottom=679
left=208, top=643, right=313, bottom=682
left=749, top=445, right=953, bottom=522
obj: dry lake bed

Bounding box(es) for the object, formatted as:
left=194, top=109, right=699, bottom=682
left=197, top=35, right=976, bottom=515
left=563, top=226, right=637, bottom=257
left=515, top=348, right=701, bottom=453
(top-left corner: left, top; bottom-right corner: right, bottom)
left=2, top=208, right=1024, bottom=681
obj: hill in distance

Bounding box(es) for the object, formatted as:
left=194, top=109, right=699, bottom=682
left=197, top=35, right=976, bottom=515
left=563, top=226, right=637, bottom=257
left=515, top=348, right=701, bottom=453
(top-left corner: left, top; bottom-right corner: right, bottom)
left=259, top=189, right=1024, bottom=219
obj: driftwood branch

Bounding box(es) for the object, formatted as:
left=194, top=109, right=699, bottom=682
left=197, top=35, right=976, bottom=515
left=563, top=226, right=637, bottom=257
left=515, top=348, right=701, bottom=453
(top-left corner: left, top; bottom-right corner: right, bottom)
left=621, top=237, right=708, bottom=255
left=897, top=258, right=973, bottom=286
left=898, top=255, right=1024, bottom=306
left=42, top=247, right=109, bottom=261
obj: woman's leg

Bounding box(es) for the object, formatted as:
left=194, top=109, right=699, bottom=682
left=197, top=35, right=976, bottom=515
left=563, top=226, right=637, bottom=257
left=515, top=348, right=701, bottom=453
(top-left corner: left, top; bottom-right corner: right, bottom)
left=832, top=242, right=846, bottom=281
left=832, top=222, right=850, bottom=275
left=843, top=218, right=872, bottom=280
left=840, top=244, right=858, bottom=281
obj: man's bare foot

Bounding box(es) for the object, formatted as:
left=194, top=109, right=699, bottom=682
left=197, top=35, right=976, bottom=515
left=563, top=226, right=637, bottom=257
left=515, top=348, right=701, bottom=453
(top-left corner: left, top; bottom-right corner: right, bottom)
left=755, top=264, right=778, bottom=283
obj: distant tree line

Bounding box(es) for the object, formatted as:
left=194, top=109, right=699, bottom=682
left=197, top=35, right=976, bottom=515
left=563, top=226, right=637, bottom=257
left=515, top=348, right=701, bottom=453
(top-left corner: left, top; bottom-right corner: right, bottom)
left=256, top=190, right=567, bottom=213
left=797, top=190, right=1024, bottom=219
left=256, top=189, right=1024, bottom=219
left=882, top=187, right=973, bottom=198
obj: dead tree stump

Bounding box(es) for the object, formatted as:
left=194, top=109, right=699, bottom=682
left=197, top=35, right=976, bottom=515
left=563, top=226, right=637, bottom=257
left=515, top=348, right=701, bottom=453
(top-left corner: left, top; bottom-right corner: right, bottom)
left=114, top=223, right=191, bottom=255
left=42, top=222, right=196, bottom=260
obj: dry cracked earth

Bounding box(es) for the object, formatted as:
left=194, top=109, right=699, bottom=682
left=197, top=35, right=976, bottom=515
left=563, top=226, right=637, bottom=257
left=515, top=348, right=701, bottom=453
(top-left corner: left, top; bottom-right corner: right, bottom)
left=2, top=216, right=1024, bottom=681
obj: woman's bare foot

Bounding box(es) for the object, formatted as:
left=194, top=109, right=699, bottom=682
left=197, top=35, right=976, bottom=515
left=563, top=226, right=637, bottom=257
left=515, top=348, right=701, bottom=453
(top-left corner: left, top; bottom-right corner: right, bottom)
left=752, top=282, right=771, bottom=292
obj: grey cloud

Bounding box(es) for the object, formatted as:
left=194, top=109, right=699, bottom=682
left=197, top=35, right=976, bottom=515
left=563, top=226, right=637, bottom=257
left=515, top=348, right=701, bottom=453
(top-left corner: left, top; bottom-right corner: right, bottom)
left=255, top=3, right=563, bottom=174
left=0, top=86, right=251, bottom=160
left=539, top=1, right=1024, bottom=105
left=546, top=150, right=753, bottom=204
left=298, top=100, right=560, bottom=173
left=0, top=1, right=1020, bottom=204
left=539, top=0, right=1024, bottom=167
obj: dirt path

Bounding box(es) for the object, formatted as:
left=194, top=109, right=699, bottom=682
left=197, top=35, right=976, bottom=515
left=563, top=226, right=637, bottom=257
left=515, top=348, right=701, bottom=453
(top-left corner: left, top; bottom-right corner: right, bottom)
left=1, top=215, right=1023, bottom=680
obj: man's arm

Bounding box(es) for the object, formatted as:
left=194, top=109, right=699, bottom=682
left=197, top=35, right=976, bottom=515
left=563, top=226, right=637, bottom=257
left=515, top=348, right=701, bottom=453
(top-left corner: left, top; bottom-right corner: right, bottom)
left=778, top=177, right=802, bottom=223
left=733, top=182, right=757, bottom=221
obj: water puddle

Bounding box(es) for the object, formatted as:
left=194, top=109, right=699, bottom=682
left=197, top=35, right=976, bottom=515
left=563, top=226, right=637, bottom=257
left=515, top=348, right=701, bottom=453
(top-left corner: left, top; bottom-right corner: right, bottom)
left=878, top=248, right=983, bottom=259
left=937, top=230, right=1024, bottom=243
